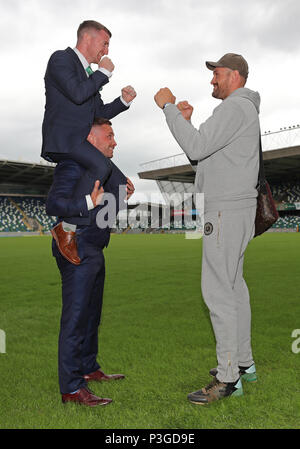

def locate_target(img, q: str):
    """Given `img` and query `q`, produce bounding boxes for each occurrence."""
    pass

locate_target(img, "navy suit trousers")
[55,236,105,394]
[49,139,112,225]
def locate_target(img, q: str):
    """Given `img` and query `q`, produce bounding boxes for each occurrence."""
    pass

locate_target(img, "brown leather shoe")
[51,222,81,265]
[83,369,125,382]
[62,387,112,407]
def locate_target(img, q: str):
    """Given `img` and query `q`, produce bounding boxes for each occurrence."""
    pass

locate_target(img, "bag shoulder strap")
[258,131,266,185]
[241,96,265,187]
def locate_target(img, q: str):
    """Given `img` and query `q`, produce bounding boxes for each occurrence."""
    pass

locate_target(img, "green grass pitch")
[0,233,299,429]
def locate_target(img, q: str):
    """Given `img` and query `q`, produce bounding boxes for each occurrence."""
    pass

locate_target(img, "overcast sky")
[1,0,299,201]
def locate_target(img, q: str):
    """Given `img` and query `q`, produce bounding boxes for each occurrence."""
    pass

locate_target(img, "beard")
[212,85,225,100]
[212,84,229,100]
[212,84,222,99]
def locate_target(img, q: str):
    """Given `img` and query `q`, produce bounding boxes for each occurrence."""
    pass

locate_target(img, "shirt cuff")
[98,67,112,78]
[120,96,132,107]
[86,194,95,210]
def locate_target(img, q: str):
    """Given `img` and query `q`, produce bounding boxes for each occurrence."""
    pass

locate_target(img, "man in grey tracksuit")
[154,53,259,404]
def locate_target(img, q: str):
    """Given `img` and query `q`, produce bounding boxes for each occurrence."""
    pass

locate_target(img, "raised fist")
[177,101,194,120]
[99,57,115,73]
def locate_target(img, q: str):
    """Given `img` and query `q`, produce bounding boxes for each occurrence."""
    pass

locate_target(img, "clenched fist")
[98,57,115,73]
[121,85,137,104]
[154,87,176,109]
[176,101,194,120]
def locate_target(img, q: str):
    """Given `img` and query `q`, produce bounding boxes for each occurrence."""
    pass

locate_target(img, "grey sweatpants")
[201,206,256,383]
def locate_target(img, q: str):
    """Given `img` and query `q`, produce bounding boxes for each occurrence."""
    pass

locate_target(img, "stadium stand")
[0,196,28,232]
[272,215,300,229]
[0,159,56,234]
[2,190,297,233]
[271,182,300,203]
[138,128,300,233]
[1,128,300,235]
[0,195,56,233]
[12,196,56,232]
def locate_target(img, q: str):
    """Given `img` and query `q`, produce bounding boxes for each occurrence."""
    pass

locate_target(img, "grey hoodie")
[164,87,260,211]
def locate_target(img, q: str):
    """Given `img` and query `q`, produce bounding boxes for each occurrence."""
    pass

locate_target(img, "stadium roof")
[0,159,55,194]
[138,145,300,184]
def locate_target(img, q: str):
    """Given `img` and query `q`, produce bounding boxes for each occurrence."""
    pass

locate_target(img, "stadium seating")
[0,197,28,232]
[12,196,56,232]
[272,215,300,229]
[0,194,299,233]
[0,196,56,233]
[271,182,300,203]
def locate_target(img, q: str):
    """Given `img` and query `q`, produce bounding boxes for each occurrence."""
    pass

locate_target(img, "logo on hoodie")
[204,222,213,235]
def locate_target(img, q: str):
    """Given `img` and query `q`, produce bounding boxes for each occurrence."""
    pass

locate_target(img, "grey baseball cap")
[206,53,249,79]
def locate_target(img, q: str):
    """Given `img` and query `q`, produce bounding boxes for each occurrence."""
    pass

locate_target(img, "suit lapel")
[65,47,87,79]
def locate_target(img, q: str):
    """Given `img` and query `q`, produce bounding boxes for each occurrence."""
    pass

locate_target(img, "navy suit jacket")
[41,47,129,162]
[46,159,127,251]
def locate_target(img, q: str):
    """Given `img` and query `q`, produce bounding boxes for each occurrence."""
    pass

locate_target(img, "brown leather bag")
[254,135,279,237]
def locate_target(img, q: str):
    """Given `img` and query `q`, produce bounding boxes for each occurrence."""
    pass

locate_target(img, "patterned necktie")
[86,66,102,91]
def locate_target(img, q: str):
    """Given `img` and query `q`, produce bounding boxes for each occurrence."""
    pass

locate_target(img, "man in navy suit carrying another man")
[46,117,135,407]
[41,20,136,265]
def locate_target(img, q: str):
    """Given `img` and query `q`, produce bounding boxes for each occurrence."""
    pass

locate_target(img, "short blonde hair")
[77,20,112,41]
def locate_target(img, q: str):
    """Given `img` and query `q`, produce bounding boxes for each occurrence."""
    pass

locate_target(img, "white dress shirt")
[73,47,132,107]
